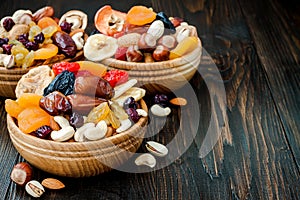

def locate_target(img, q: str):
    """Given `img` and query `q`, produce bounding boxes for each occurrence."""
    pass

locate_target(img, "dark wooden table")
[1,0,300,199]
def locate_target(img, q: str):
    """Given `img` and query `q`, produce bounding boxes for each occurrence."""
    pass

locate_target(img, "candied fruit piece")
[86,102,110,124]
[126,6,156,26]
[169,36,198,59]
[28,25,42,41]
[17,93,43,108]
[42,25,58,38]
[76,61,107,77]
[18,106,51,134]
[106,110,120,129]
[22,50,35,69]
[34,43,58,60]
[5,99,23,118]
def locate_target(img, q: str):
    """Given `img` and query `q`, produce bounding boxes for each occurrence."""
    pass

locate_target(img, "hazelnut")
[126,45,143,62]
[138,33,156,52]
[10,162,33,187]
[152,45,170,61]
[158,35,177,49]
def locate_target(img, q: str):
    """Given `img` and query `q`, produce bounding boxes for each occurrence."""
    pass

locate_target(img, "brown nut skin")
[158,35,177,49]
[32,6,54,22]
[138,33,156,52]
[126,45,143,62]
[152,45,170,61]
[10,162,33,187]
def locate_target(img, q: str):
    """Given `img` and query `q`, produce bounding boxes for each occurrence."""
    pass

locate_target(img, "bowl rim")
[7,99,148,148]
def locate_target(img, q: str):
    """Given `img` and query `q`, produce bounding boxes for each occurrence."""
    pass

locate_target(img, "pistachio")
[41,178,65,190]
[150,104,171,117]
[147,20,164,40]
[135,153,156,168]
[146,141,168,157]
[113,79,138,99]
[25,180,45,198]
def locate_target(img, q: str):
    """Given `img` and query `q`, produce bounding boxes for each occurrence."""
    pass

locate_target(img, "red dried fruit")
[52,61,80,75]
[115,47,128,61]
[103,70,129,88]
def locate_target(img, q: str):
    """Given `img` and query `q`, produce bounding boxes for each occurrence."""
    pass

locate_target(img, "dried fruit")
[39,91,72,116]
[86,102,110,124]
[42,25,58,38]
[127,6,156,26]
[17,93,42,108]
[5,99,23,118]
[156,12,175,33]
[126,45,143,62]
[169,36,198,59]
[169,97,187,106]
[34,32,45,44]
[52,31,77,58]
[152,45,169,61]
[76,61,107,77]
[41,178,65,190]
[3,18,15,32]
[10,162,33,187]
[103,69,129,88]
[34,43,58,60]
[59,10,88,31]
[52,61,80,75]
[123,96,138,110]
[69,112,84,128]
[153,94,169,107]
[60,21,72,33]
[126,108,140,123]
[34,125,52,139]
[114,46,128,61]
[138,33,156,52]
[37,16,59,30]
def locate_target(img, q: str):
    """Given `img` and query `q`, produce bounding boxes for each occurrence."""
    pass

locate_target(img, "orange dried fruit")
[5,99,23,118]
[76,61,107,77]
[37,17,59,30]
[126,6,156,26]
[169,36,199,59]
[17,93,43,108]
[34,43,58,60]
[18,106,51,134]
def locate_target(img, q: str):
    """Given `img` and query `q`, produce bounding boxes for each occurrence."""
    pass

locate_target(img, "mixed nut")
[83,5,199,62]
[0,6,87,69]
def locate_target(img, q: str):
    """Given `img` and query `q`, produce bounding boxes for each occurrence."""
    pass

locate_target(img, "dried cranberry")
[17,34,29,45]
[34,32,45,44]
[60,21,72,33]
[153,94,169,107]
[25,41,39,51]
[69,112,84,128]
[2,44,13,54]
[123,97,138,110]
[35,125,52,139]
[3,18,15,32]
[126,108,140,123]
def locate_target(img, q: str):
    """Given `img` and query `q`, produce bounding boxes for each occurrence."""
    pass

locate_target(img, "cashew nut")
[51,126,75,142]
[18,14,32,25]
[84,120,107,141]
[74,123,94,142]
[12,10,32,24]
[0,54,15,68]
[150,104,171,117]
[136,109,148,117]
[53,116,70,128]
[116,119,132,133]
[59,10,88,31]
[71,32,84,50]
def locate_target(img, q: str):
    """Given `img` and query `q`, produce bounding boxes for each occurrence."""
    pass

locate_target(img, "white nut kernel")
[72,32,84,50]
[25,180,45,198]
[147,20,164,40]
[146,141,168,157]
[176,28,190,43]
[136,109,148,117]
[74,123,94,142]
[150,104,171,117]
[84,120,107,141]
[113,79,138,99]
[53,116,70,128]
[51,126,75,142]
[116,119,132,133]
[135,153,156,168]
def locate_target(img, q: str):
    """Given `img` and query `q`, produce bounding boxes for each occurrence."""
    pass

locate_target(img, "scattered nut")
[10,162,33,187]
[41,178,65,190]
[71,31,84,50]
[12,9,32,24]
[74,123,94,142]
[152,45,170,61]
[150,104,171,117]
[25,180,45,198]
[169,97,187,106]
[146,141,168,157]
[158,35,177,49]
[126,45,143,62]
[147,20,164,40]
[32,6,54,22]
[53,116,70,129]
[59,10,88,31]
[136,109,148,117]
[138,33,156,52]
[135,153,156,168]
[18,14,32,25]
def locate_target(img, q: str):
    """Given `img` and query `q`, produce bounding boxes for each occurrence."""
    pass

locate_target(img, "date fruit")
[40,91,72,116]
[52,31,77,57]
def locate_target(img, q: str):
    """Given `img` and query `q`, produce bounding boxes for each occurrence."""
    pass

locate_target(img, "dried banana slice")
[15,65,55,98]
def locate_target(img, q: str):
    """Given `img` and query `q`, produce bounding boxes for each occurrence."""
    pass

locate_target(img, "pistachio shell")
[146,141,168,157]
[135,153,156,168]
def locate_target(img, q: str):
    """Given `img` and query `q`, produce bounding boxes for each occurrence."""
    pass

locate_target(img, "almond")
[41,178,65,190]
[169,97,187,106]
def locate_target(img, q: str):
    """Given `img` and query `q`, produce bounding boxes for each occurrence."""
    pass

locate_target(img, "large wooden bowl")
[7,100,148,177]
[0,51,84,99]
[101,38,202,93]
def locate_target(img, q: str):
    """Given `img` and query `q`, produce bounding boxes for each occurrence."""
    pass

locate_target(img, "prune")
[60,21,72,33]
[43,70,75,96]
[69,112,84,128]
[123,97,138,110]
[52,31,77,58]
[74,75,114,99]
[2,44,12,54]
[126,108,140,123]
[3,18,15,32]
[67,94,107,115]
[34,125,52,139]
[40,91,72,115]
[17,34,29,45]
[34,32,45,44]
[0,37,9,47]
[25,41,39,51]
[156,12,175,33]
[153,94,169,107]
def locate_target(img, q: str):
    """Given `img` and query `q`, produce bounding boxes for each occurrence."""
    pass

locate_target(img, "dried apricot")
[34,43,58,60]
[126,6,156,26]
[76,61,107,77]
[37,17,59,30]
[17,93,43,108]
[5,99,23,118]
[18,106,51,134]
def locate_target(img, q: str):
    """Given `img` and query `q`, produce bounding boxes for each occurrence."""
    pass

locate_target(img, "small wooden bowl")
[0,51,84,99]
[101,38,202,93]
[7,100,148,177]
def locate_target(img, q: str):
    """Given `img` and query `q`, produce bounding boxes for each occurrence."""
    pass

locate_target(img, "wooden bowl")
[0,51,84,99]
[7,100,148,177]
[101,38,202,93]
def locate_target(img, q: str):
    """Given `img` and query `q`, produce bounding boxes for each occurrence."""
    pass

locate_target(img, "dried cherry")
[52,31,77,57]
[43,70,75,96]
[34,125,52,139]
[123,97,138,110]
[40,91,72,116]
[126,108,140,123]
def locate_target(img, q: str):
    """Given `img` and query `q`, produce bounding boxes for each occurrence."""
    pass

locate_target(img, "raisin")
[25,41,39,51]
[34,125,52,139]
[43,70,75,96]
[40,91,72,115]
[123,97,138,110]
[34,32,45,44]
[3,18,15,32]
[153,94,169,107]
[60,21,72,33]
